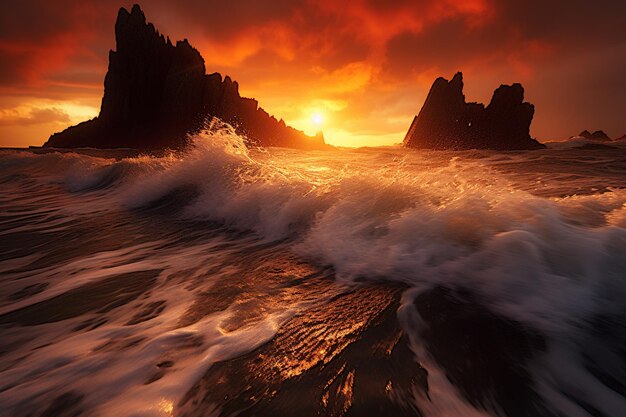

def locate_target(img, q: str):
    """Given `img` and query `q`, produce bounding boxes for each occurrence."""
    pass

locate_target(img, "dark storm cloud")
[493,0,626,44]
[148,0,299,39]
[385,17,509,76]
[383,0,626,76]
[0,0,113,87]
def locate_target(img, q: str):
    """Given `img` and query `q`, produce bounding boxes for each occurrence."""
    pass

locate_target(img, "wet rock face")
[178,283,427,417]
[403,72,545,150]
[44,5,325,150]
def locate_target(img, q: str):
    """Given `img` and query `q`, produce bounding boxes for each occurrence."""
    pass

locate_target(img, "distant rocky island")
[571,130,625,141]
[44,5,326,150]
[403,72,545,150]
[575,130,611,141]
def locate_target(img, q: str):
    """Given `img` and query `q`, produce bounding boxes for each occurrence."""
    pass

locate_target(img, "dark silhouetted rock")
[590,130,610,140]
[575,130,612,141]
[44,5,326,150]
[403,72,545,150]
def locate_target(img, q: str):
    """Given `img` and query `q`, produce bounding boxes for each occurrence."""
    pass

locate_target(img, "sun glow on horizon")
[0,99,100,147]
[286,107,331,140]
[311,112,324,126]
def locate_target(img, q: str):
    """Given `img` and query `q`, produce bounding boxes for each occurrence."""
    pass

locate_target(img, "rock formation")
[403,72,545,150]
[44,5,326,150]
[574,130,612,141]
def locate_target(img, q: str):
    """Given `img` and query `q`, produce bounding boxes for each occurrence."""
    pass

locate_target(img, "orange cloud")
[0,107,70,126]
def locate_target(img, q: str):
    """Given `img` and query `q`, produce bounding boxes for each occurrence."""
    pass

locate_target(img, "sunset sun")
[311,112,324,127]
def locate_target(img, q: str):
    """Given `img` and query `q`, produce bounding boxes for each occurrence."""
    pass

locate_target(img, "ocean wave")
[2,128,626,416]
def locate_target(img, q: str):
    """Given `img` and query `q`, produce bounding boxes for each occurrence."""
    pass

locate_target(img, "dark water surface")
[1,134,626,416]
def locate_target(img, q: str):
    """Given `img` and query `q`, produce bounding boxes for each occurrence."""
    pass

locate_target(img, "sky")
[0,0,625,148]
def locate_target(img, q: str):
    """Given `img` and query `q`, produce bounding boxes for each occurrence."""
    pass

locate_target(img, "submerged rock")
[403,72,545,150]
[44,5,326,150]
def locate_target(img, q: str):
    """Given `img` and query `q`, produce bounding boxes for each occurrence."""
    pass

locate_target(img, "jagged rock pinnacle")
[403,73,544,150]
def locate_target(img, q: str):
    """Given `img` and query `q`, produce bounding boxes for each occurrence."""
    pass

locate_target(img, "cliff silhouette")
[44,5,326,150]
[403,73,545,150]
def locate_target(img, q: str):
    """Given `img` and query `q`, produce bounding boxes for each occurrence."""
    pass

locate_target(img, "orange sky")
[1,0,625,148]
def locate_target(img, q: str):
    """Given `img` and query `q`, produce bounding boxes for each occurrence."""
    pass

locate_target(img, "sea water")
[1,128,625,417]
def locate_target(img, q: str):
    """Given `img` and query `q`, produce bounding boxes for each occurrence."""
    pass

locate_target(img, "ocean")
[1,127,625,417]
